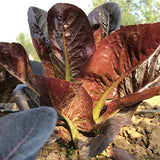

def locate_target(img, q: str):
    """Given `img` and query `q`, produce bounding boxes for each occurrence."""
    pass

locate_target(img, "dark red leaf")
[48,3,95,81]
[34,75,53,106]
[0,42,36,90]
[97,45,160,123]
[54,125,71,144]
[45,77,95,132]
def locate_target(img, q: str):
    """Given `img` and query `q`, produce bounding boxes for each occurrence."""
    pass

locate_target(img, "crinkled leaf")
[97,45,160,123]
[45,77,95,133]
[118,45,160,96]
[76,22,160,121]
[0,42,36,90]
[47,3,95,81]
[78,108,136,158]
[109,148,138,160]
[0,107,57,160]
[13,84,40,110]
[88,2,121,37]
[28,7,55,78]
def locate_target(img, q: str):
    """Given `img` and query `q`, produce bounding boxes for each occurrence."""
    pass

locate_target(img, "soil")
[37,96,160,160]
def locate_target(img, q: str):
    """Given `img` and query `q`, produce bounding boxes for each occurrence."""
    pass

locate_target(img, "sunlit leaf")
[97,45,160,124]
[0,107,57,160]
[76,22,160,121]
[45,77,95,133]
[48,3,95,81]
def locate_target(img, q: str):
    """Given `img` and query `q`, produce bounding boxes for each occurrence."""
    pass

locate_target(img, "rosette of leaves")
[0,2,160,159]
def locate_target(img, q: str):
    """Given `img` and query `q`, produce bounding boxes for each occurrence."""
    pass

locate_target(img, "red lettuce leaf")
[97,45,160,123]
[54,125,71,144]
[0,42,36,90]
[45,77,95,132]
[34,75,53,106]
[76,22,160,121]
[47,3,95,81]
[118,45,160,96]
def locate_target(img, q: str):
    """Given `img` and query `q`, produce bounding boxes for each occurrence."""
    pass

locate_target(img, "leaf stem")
[62,32,71,81]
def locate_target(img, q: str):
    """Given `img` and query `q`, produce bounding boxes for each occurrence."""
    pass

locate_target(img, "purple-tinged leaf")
[28,7,55,78]
[13,84,40,110]
[46,77,95,132]
[47,3,95,81]
[0,107,57,160]
[109,148,139,160]
[78,108,136,158]
[0,42,36,90]
[30,60,44,76]
[76,22,160,121]
[88,2,121,37]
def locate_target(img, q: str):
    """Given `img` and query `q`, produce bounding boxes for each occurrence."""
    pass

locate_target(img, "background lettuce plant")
[0,2,160,159]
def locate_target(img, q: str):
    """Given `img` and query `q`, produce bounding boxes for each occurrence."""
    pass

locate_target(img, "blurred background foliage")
[16,32,40,61]
[16,0,160,61]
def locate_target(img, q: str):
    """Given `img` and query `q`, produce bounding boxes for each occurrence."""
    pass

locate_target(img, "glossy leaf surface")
[48,3,95,81]
[0,107,57,160]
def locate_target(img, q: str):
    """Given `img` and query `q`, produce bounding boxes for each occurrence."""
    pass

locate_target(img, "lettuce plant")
[0,2,160,159]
